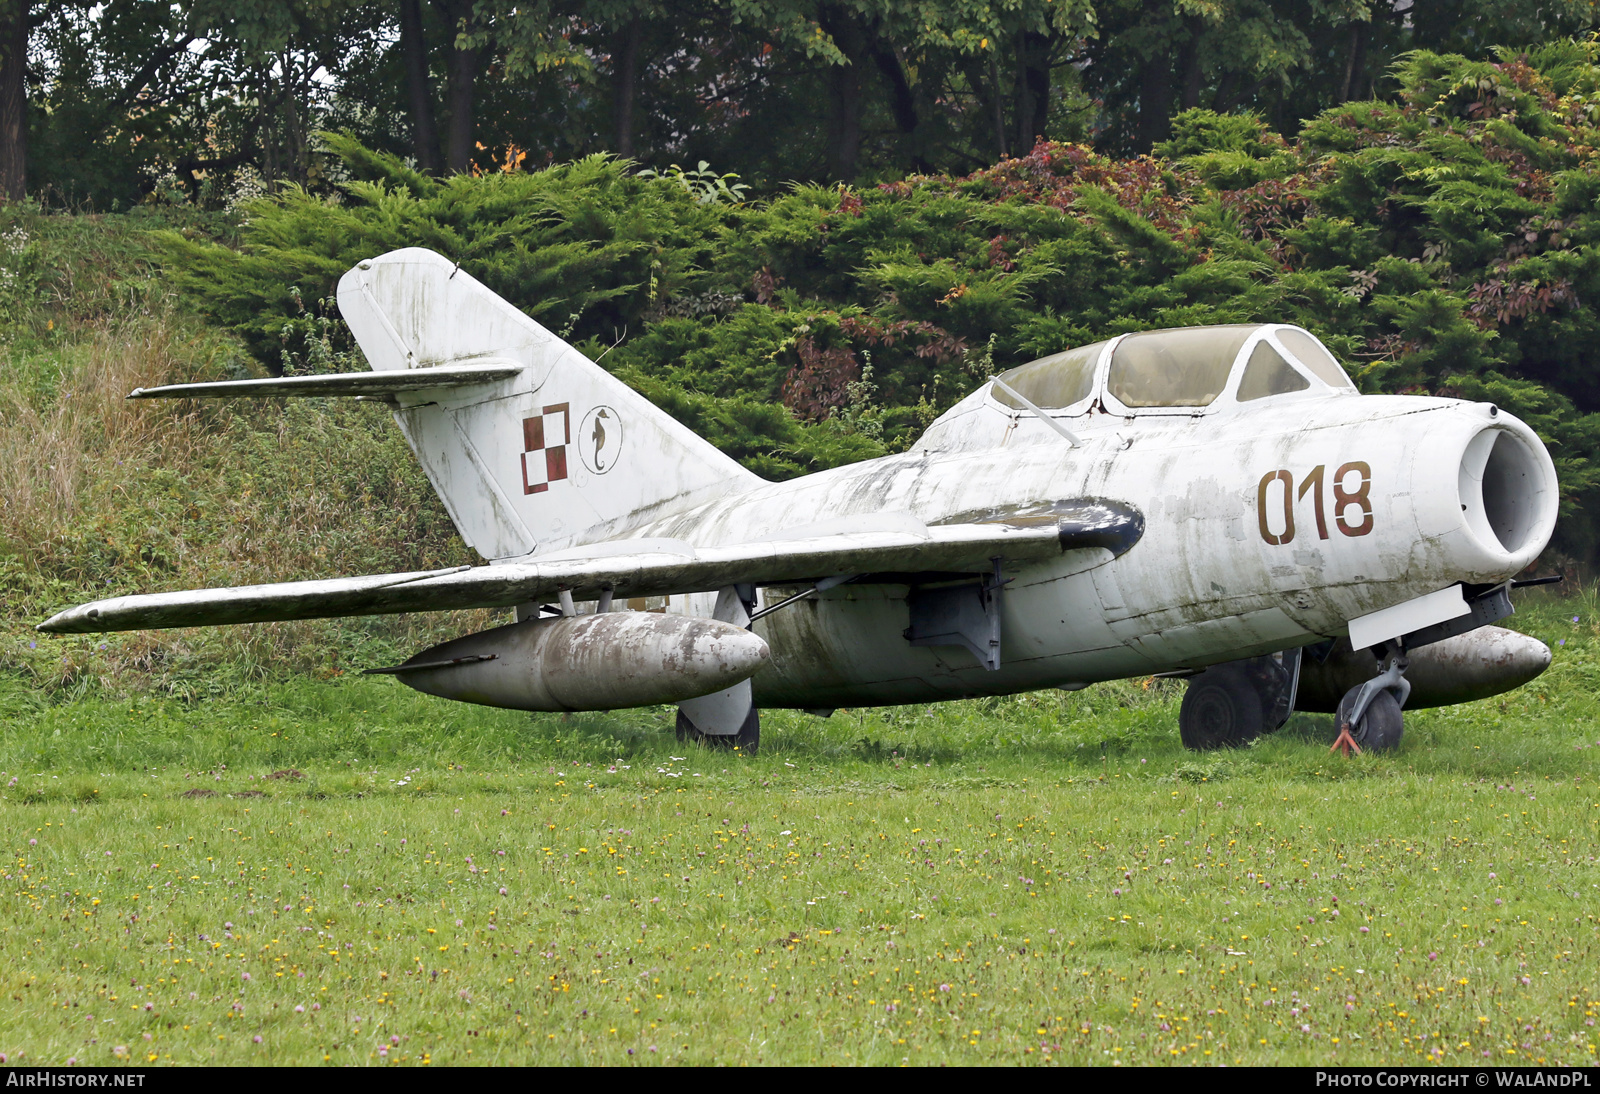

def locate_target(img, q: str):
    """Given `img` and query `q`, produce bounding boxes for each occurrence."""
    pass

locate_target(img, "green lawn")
[1,591,1598,1065]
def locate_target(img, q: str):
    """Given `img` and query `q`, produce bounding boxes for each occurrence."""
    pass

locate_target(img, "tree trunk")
[258,64,279,187]
[0,0,27,201]
[990,54,1007,159]
[1211,70,1237,113]
[817,4,869,181]
[958,56,1002,161]
[1341,18,1369,102]
[432,0,484,174]
[1135,49,1174,151]
[1178,15,1204,110]
[866,38,927,163]
[1013,30,1053,153]
[826,60,862,180]
[443,40,483,173]
[400,0,440,172]
[868,43,915,134]
[611,15,642,158]
[283,53,306,184]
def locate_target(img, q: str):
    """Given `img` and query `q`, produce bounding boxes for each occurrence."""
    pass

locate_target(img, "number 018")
[1258,462,1372,545]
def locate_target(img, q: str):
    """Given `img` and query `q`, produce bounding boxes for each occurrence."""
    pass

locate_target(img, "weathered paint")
[391,612,770,712]
[639,390,1553,706]
[1296,626,1552,711]
[128,361,523,400]
[338,249,761,558]
[37,249,1561,717]
[35,521,1082,631]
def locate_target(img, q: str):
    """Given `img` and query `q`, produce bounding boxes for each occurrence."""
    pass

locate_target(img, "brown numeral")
[1257,469,1295,545]
[1333,461,1373,536]
[1297,463,1328,540]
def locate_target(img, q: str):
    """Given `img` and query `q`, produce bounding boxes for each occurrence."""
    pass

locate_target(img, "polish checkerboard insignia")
[521,403,570,494]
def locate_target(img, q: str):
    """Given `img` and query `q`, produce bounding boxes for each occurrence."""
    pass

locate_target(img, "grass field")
[1,591,1598,1066]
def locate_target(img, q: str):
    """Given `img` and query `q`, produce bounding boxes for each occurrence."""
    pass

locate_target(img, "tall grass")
[0,320,206,557]
[0,206,495,699]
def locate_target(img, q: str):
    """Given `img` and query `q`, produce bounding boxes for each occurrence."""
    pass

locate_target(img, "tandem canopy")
[990,324,1357,413]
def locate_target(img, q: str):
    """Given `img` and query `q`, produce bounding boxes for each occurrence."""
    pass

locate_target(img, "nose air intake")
[1457,423,1554,559]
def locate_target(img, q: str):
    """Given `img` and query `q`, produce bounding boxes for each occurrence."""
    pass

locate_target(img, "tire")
[675,706,760,755]
[1335,686,1404,752]
[1179,667,1265,751]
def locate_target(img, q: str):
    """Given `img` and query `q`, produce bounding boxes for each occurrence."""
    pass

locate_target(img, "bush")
[168,41,1600,561]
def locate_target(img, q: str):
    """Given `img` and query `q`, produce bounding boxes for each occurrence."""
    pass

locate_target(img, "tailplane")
[337,248,760,559]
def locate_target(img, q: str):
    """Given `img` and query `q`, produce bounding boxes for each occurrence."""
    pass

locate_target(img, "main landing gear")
[1179,642,1409,752]
[1178,650,1300,750]
[675,583,762,754]
[676,706,761,754]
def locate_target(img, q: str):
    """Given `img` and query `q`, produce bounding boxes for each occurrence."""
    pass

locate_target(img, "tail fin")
[337,248,760,560]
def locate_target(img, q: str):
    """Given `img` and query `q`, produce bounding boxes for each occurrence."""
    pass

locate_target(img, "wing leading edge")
[37,503,1142,634]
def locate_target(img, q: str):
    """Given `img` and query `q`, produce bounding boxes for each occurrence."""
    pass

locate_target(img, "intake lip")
[1456,419,1558,569]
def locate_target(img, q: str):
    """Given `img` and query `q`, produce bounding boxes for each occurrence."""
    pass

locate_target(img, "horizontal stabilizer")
[128,361,523,400]
[36,518,1112,633]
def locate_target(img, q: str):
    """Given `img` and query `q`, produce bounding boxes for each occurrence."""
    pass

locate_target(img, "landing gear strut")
[1178,650,1300,751]
[1332,643,1408,753]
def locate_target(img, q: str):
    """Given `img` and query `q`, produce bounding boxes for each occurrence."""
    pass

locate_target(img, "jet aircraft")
[39,248,1559,753]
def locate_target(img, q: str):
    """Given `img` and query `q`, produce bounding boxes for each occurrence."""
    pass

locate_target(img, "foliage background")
[171,42,1600,557]
[4,43,1600,696]
[20,0,1600,205]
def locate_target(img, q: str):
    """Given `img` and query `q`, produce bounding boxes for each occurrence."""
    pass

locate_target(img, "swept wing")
[37,509,1141,634]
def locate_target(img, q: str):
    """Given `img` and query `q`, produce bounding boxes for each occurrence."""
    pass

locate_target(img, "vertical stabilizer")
[337,248,761,560]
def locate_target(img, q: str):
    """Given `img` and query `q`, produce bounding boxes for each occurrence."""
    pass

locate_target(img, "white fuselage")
[621,390,1554,708]
[47,256,1558,721]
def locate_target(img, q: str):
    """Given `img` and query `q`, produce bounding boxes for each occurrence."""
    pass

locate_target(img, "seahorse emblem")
[578,405,621,475]
[591,408,610,471]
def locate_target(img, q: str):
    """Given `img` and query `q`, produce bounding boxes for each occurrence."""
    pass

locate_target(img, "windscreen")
[992,341,1107,410]
[1237,339,1311,401]
[1107,326,1258,408]
[1277,328,1356,390]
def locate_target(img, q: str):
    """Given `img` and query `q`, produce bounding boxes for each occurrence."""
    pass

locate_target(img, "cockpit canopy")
[991,324,1355,414]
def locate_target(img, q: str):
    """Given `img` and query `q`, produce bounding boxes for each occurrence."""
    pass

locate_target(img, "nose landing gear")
[1332,644,1409,753]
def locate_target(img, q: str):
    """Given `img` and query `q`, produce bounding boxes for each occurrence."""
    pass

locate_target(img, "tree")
[0,0,29,199]
[1081,0,1318,151]
[398,0,440,172]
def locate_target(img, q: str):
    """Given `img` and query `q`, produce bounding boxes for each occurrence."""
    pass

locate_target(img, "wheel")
[1335,686,1403,752]
[675,706,760,755]
[1178,667,1264,750]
